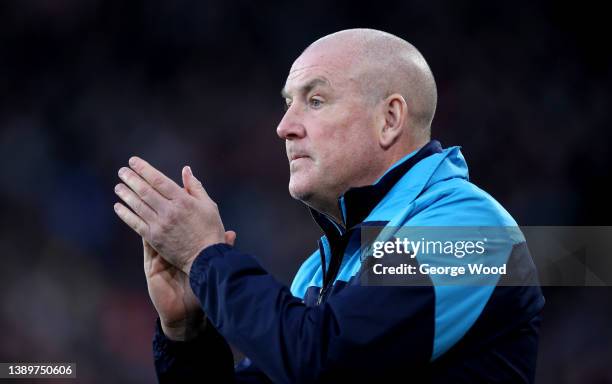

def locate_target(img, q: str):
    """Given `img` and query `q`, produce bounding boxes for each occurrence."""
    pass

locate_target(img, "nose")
[276,106,306,140]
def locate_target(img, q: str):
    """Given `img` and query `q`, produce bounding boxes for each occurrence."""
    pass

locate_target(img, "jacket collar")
[309,140,443,238]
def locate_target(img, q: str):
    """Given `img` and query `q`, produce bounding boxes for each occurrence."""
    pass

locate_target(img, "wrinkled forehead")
[283,44,362,95]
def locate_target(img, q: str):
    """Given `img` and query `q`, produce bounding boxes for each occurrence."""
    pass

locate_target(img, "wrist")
[182,247,204,275]
[182,256,197,276]
[161,313,207,342]
[183,239,224,275]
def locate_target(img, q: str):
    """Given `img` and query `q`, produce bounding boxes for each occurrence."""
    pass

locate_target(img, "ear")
[378,93,407,149]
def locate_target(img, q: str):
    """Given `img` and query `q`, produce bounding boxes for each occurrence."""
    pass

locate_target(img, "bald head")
[278,29,438,220]
[300,28,437,139]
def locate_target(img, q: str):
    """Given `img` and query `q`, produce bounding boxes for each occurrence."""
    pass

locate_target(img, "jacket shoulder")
[410,177,518,227]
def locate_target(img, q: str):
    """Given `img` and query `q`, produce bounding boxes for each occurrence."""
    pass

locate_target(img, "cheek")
[335,112,376,152]
[315,115,374,175]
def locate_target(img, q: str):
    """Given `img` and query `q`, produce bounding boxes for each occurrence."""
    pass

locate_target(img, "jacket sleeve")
[188,243,436,384]
[152,317,235,383]
[153,317,275,383]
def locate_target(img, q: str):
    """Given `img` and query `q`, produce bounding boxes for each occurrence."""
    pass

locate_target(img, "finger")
[143,238,152,272]
[182,166,210,200]
[224,230,237,246]
[118,167,168,211]
[143,238,156,258]
[114,202,149,237]
[143,238,154,251]
[128,156,183,199]
[115,182,157,222]
[143,238,159,273]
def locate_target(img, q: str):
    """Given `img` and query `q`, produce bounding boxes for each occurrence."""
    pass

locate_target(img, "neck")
[309,140,429,225]
[382,139,427,174]
[306,197,343,225]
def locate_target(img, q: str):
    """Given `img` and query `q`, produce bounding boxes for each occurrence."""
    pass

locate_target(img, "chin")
[288,178,315,203]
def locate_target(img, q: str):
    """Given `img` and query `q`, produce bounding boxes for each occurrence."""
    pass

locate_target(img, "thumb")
[182,166,209,199]
[224,230,237,246]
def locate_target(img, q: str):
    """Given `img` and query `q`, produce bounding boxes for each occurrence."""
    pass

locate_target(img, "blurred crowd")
[0,1,610,382]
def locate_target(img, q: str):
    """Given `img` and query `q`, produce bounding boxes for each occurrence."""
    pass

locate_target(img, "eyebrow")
[281,77,331,99]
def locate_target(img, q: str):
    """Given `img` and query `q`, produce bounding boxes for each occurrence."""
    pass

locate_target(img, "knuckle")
[124,171,134,183]
[148,224,161,243]
[137,185,148,199]
[157,219,169,232]
[135,199,146,215]
[178,196,192,209]
[164,209,177,226]
[138,222,148,237]
[151,176,164,189]
[132,162,143,173]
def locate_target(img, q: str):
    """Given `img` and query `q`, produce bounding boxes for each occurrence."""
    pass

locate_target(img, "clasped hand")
[113,156,226,274]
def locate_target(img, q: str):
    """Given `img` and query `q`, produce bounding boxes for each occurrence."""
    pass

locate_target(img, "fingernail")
[129,157,137,167]
[113,203,120,211]
[186,166,192,175]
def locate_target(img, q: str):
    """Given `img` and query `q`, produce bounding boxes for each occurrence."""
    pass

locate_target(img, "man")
[114,29,544,383]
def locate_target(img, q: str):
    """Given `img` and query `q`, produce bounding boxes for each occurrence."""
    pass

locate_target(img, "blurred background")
[0,0,610,382]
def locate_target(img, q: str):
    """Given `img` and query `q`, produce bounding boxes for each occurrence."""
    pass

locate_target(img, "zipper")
[318,239,326,286]
[321,211,345,235]
[317,238,329,305]
[316,230,352,306]
[316,199,349,306]
[317,285,329,306]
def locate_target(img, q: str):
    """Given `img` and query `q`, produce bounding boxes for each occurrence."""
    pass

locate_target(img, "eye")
[309,97,323,109]
[284,100,292,111]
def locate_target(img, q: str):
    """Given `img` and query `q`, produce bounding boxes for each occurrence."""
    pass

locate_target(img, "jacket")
[153,140,545,383]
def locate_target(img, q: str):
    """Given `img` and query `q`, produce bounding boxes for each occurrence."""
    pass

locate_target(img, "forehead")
[282,46,359,97]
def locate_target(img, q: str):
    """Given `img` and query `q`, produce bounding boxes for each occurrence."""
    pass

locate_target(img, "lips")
[288,151,310,161]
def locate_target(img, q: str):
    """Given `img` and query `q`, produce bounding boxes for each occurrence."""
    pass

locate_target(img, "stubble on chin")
[288,176,313,203]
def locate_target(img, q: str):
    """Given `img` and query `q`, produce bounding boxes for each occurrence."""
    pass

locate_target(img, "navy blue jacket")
[153,140,545,383]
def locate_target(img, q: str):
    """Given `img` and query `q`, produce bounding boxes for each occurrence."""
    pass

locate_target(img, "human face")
[277,48,380,212]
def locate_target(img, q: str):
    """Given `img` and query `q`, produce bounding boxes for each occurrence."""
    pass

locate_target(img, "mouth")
[289,154,310,161]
